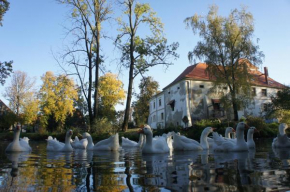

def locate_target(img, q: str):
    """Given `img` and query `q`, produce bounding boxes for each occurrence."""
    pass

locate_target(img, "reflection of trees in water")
[2,140,290,191]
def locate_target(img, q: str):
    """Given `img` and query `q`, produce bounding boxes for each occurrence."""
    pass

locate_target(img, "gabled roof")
[163,62,284,90]
[0,99,12,114]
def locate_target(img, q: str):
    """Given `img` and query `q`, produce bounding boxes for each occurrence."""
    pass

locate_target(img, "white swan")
[213,122,249,152]
[272,123,290,148]
[122,134,144,148]
[246,126,256,149]
[200,127,216,150]
[83,132,120,151]
[47,130,73,152]
[212,127,236,146]
[6,125,32,152]
[140,125,170,154]
[71,136,88,149]
[172,132,202,151]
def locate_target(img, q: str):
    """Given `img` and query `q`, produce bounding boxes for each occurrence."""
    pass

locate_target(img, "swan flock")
[5,122,289,155]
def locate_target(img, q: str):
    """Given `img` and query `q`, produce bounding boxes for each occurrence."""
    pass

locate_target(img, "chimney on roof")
[264,67,268,84]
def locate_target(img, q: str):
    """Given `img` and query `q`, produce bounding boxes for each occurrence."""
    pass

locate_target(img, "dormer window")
[199,85,204,88]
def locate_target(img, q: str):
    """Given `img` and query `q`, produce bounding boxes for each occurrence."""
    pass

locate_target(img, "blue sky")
[1,0,290,110]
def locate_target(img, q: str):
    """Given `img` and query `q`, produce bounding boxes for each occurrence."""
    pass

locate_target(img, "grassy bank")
[0,128,141,143]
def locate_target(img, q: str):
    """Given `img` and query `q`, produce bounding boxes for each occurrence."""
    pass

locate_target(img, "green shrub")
[90,118,118,135]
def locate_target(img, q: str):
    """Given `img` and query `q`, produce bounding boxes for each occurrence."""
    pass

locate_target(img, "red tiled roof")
[163,63,284,90]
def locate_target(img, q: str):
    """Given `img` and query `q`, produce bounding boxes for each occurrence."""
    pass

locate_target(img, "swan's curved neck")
[65,134,71,145]
[200,131,209,149]
[225,129,231,139]
[236,128,245,144]
[87,136,94,147]
[145,132,153,146]
[247,131,253,141]
[279,125,287,135]
[13,131,20,143]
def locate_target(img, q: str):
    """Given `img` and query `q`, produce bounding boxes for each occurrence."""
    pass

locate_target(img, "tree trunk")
[122,1,134,132]
[122,65,134,132]
[93,4,101,123]
[231,92,239,121]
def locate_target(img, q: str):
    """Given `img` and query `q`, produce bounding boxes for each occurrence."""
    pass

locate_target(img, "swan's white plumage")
[71,136,88,149]
[200,127,216,150]
[46,130,73,152]
[122,134,144,148]
[173,132,202,151]
[140,125,170,154]
[272,123,290,148]
[246,127,256,149]
[93,133,120,151]
[6,125,32,152]
[213,122,248,152]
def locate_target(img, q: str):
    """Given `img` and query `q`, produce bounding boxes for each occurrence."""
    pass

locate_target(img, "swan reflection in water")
[6,151,30,177]
[213,150,256,187]
[272,147,290,167]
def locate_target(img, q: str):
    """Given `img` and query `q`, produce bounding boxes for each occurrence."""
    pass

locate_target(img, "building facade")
[148,62,284,129]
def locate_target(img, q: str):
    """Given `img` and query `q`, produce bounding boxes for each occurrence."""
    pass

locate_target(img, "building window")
[223,87,227,90]
[153,102,155,109]
[199,85,204,88]
[168,91,170,94]
[252,88,256,96]
[161,113,164,120]
[212,99,221,110]
[167,100,175,111]
[159,99,161,106]
[263,103,269,112]
[262,89,267,97]
[177,122,179,126]
[177,87,180,90]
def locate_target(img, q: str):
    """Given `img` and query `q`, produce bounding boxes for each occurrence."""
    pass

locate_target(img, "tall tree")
[116,0,179,131]
[0,0,9,26]
[39,71,78,131]
[22,96,39,129]
[58,0,112,128]
[268,86,290,124]
[133,76,159,125]
[98,73,126,120]
[0,61,12,85]
[4,71,36,118]
[0,1,13,85]
[184,5,264,121]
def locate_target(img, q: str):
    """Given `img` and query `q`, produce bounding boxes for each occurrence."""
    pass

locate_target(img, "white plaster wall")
[164,82,187,127]
[150,80,281,128]
[148,93,165,129]
[242,86,278,117]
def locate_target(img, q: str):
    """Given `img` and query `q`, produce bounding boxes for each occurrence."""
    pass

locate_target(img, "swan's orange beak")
[212,127,216,131]
[138,128,144,134]
[16,126,20,131]
[232,128,236,132]
[69,130,72,135]
[245,124,250,129]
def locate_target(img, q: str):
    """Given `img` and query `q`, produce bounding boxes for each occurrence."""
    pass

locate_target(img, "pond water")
[0,139,290,192]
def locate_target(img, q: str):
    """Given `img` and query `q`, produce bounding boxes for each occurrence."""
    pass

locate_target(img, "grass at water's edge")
[0,128,141,143]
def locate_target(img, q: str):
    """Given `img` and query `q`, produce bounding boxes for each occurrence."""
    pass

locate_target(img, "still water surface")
[0,139,290,191]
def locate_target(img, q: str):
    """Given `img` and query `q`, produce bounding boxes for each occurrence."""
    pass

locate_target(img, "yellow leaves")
[99,73,126,109]
[39,72,78,127]
[134,3,150,17]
